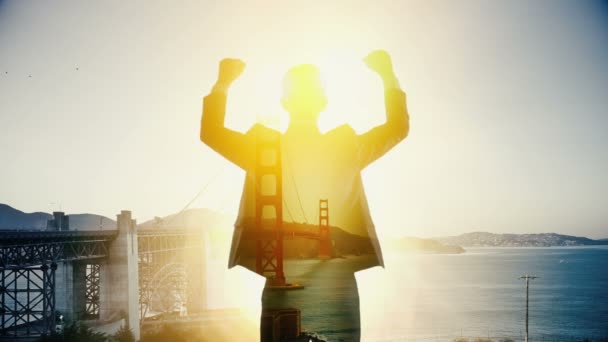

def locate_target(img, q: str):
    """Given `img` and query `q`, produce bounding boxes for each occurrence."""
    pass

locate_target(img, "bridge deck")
[0,228,206,269]
[241,229,322,240]
[0,230,118,244]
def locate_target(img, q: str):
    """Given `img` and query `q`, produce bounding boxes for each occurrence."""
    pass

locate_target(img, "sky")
[1,0,607,239]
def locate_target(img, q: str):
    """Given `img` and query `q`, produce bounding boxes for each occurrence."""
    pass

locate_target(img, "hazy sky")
[1,0,607,239]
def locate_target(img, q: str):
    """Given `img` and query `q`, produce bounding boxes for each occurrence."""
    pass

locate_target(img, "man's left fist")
[217,58,246,86]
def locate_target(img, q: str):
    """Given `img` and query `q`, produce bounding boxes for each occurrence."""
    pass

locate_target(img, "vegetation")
[36,323,135,342]
[113,325,136,342]
[37,320,255,341]
[36,323,107,342]
[454,338,514,342]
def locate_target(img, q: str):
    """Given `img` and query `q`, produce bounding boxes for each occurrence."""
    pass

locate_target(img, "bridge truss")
[0,264,56,338]
[137,229,204,322]
[0,231,116,270]
[0,231,115,338]
[0,226,206,338]
[84,263,101,318]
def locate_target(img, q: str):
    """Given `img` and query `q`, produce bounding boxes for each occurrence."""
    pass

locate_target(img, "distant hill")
[137,211,380,259]
[1,203,465,256]
[139,212,465,257]
[0,203,51,230]
[0,204,233,233]
[0,203,115,231]
[68,213,116,231]
[436,232,608,247]
[386,237,465,254]
[138,208,234,231]
[228,219,378,259]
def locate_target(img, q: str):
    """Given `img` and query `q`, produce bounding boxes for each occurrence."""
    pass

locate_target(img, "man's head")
[281,64,327,123]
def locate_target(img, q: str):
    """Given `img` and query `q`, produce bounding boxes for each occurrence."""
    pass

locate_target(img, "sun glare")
[227,47,386,134]
[317,48,386,133]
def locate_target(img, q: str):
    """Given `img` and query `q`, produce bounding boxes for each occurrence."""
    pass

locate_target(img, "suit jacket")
[201,88,409,273]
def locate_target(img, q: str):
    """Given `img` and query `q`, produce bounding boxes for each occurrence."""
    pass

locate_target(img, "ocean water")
[4,247,607,341]
[276,247,608,341]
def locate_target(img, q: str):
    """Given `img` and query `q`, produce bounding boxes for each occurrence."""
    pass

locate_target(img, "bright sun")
[226,47,386,134]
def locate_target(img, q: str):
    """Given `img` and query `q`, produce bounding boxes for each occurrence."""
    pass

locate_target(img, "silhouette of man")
[201,50,409,341]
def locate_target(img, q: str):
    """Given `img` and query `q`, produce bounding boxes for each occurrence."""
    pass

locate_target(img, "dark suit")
[201,87,409,341]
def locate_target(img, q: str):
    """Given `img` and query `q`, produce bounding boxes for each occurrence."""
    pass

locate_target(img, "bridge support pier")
[99,210,140,340]
[55,261,87,322]
[186,231,207,314]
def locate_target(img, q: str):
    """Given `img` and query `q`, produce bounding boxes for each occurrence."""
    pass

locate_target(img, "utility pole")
[519,274,538,342]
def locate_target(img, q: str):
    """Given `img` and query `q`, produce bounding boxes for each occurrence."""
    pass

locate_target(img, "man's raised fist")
[217,58,246,86]
[364,50,394,78]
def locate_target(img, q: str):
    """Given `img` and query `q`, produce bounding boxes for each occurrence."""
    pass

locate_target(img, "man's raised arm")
[200,58,253,171]
[357,50,410,169]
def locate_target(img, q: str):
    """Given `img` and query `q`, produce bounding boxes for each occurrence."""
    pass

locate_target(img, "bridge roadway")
[0,225,315,278]
[0,229,203,270]
[0,230,117,270]
[241,228,323,241]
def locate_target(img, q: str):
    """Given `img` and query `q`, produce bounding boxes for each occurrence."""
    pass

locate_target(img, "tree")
[112,325,136,342]
[36,323,108,342]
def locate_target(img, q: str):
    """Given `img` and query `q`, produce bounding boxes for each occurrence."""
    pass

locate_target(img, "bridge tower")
[99,211,140,340]
[255,132,286,287]
[318,199,331,259]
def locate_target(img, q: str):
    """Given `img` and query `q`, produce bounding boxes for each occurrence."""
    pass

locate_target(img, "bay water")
[272,247,608,341]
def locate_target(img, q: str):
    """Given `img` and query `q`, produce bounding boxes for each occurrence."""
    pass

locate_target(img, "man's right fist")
[217,58,246,86]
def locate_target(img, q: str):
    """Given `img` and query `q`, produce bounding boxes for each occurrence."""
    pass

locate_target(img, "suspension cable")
[282,197,296,223]
[283,149,308,224]
[165,165,226,227]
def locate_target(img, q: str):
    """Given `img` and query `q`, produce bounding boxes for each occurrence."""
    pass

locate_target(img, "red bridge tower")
[318,199,332,259]
[254,133,286,286]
